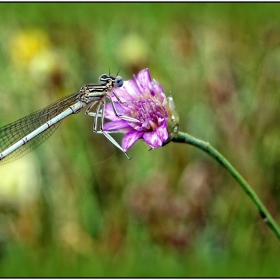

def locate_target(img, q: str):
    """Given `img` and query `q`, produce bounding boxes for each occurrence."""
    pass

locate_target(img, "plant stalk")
[172,131,280,241]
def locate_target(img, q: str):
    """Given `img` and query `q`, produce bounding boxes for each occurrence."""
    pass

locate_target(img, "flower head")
[103,68,179,152]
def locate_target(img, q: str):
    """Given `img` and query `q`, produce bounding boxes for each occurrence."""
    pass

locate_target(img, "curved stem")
[172,131,280,241]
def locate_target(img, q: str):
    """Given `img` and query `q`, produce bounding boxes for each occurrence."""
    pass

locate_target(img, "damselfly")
[0,73,130,164]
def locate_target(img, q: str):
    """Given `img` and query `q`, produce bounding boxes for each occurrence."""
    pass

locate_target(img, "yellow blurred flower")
[117,34,149,67]
[0,155,39,205]
[10,29,51,67]
[9,28,61,84]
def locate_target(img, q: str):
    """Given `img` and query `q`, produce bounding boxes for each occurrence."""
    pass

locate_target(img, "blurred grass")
[0,2,280,277]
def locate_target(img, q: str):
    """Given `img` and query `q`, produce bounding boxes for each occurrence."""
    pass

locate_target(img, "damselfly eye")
[114,76,123,87]
[99,74,110,84]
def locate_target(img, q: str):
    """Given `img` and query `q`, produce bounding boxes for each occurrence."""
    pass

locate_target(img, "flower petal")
[150,83,163,96]
[121,130,144,151]
[155,122,169,143]
[112,82,136,101]
[123,80,143,98]
[143,131,163,148]
[105,102,127,121]
[103,120,131,131]
[142,122,168,149]
[136,68,152,88]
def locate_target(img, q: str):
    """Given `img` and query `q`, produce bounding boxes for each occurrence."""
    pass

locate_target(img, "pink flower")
[103,69,179,152]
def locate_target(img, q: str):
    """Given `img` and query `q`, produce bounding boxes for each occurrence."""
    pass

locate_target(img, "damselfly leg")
[85,95,132,160]
[110,92,140,123]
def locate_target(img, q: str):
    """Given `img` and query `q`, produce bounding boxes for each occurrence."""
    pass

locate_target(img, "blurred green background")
[0,3,280,277]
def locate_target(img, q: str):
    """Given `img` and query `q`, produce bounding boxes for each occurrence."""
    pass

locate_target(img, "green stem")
[172,131,280,241]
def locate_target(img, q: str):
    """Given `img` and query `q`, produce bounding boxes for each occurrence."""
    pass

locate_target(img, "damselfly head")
[114,76,124,87]
[99,74,111,85]
[99,74,123,88]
